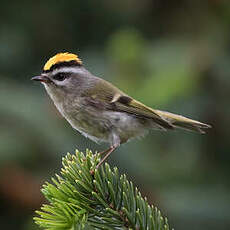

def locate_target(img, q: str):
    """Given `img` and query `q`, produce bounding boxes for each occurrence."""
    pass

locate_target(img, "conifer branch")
[34,149,172,230]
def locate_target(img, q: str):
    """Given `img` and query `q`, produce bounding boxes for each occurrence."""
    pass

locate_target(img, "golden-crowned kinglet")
[32,52,211,168]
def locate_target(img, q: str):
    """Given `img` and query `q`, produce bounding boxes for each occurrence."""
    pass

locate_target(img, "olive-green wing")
[83,78,174,130]
[111,95,174,129]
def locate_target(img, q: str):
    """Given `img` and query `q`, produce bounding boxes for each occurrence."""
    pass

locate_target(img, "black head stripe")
[42,60,82,73]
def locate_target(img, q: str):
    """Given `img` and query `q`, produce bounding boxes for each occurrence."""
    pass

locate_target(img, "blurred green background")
[0,0,229,229]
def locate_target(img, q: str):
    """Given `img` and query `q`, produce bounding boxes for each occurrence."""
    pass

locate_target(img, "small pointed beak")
[31,75,51,83]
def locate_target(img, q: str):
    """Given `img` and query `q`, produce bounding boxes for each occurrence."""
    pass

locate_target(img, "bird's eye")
[53,72,67,81]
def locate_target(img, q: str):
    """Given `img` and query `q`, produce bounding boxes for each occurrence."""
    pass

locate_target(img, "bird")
[32,52,211,168]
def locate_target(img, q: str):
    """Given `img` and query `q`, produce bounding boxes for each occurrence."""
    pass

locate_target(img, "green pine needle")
[34,149,172,230]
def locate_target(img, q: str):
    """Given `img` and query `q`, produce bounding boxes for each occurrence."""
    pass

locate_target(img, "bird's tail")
[155,110,211,134]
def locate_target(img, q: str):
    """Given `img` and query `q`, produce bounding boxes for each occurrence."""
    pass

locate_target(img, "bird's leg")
[94,134,120,170]
[98,147,111,156]
[96,145,118,169]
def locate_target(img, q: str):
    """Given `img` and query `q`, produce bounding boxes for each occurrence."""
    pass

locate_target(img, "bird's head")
[32,52,94,98]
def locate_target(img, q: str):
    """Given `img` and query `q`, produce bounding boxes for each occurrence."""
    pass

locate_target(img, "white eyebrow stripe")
[52,67,83,75]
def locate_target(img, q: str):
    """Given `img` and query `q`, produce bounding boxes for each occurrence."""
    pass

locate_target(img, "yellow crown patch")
[43,52,82,71]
